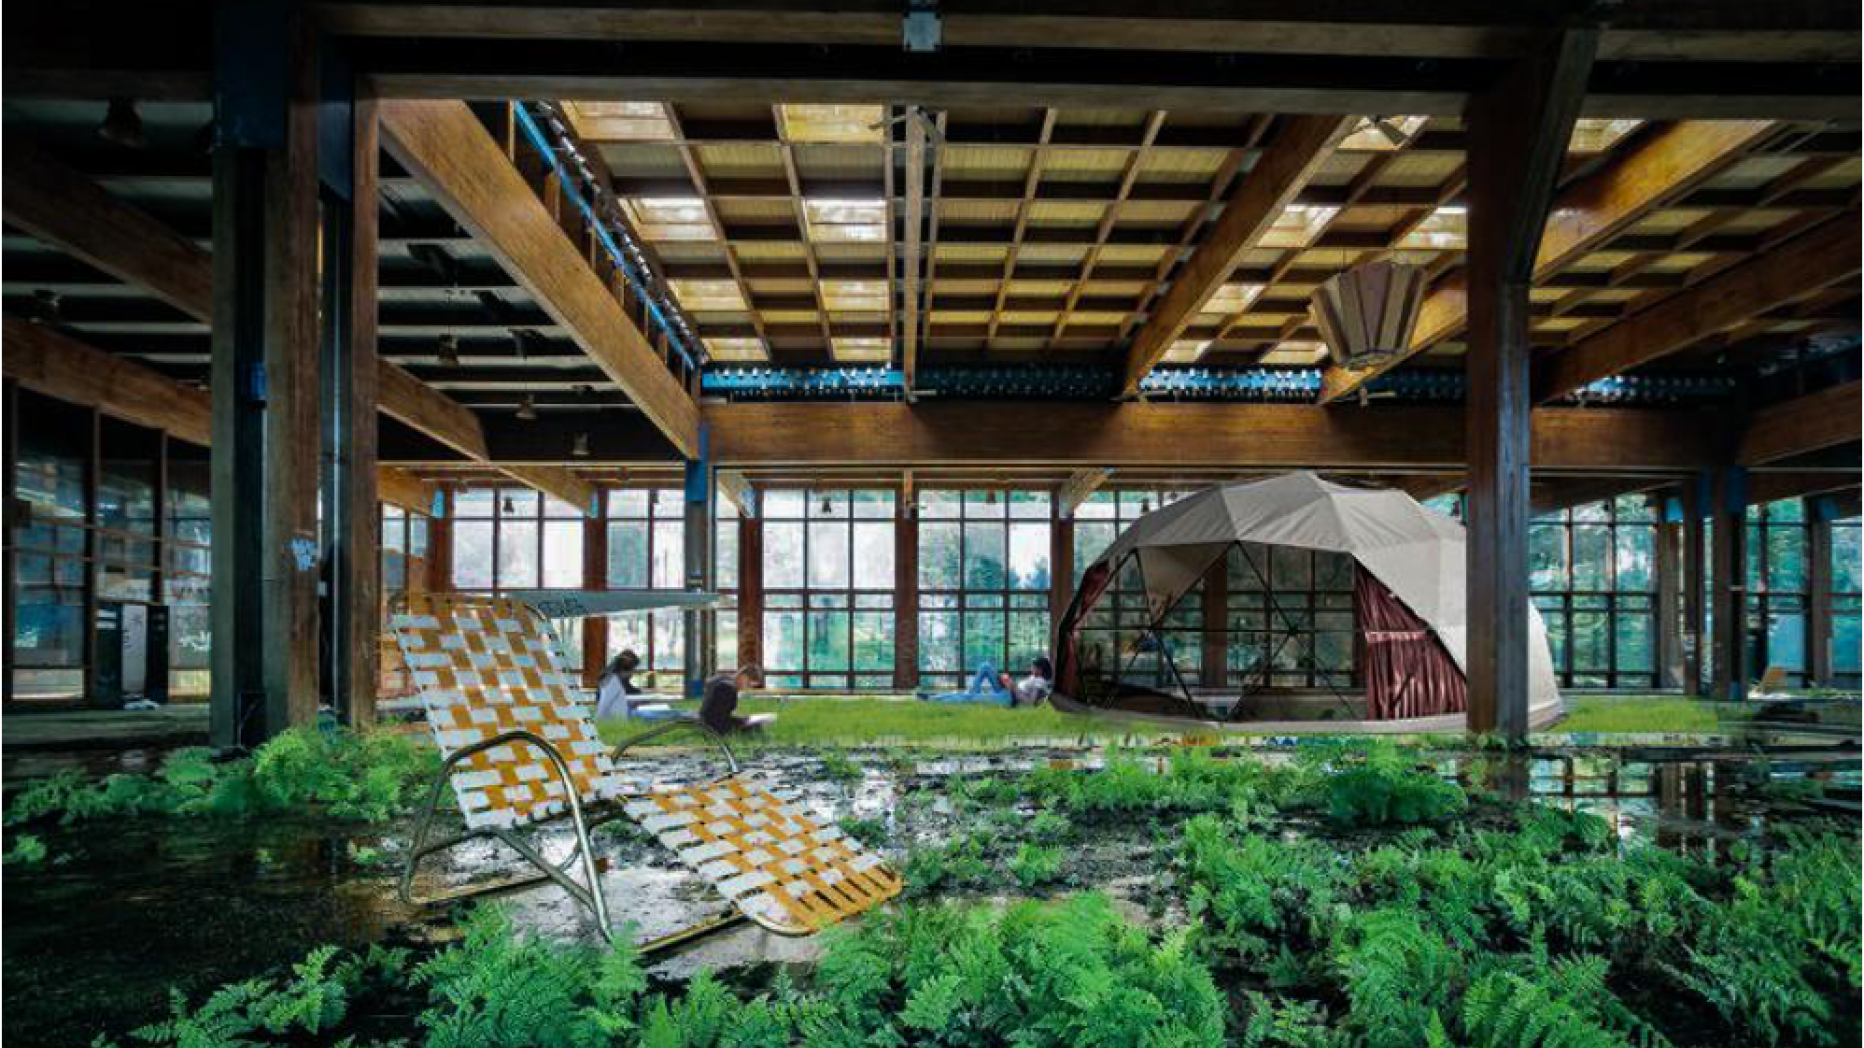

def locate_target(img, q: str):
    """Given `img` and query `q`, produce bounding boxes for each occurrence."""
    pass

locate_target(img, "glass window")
[761,489,896,687]
[917,489,1053,687]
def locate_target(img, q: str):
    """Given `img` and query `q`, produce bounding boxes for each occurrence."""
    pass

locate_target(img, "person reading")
[593,650,643,721]
[700,664,770,734]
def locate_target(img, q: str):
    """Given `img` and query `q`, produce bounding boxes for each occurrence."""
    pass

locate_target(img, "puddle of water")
[3,742,1858,1047]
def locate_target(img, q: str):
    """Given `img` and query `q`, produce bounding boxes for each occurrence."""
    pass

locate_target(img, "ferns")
[1009,842,1065,887]
[1324,743,1468,828]
[1463,956,1672,1048]
[5,728,440,829]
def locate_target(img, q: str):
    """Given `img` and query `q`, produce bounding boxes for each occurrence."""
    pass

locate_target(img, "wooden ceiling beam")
[1737,380,1863,467]
[699,401,1716,472]
[1121,115,1352,393]
[1535,216,1862,402]
[378,100,701,458]
[1319,119,1777,404]
[5,131,603,511]
[3,318,439,514]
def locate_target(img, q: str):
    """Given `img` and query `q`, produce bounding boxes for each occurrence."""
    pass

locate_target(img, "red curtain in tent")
[1056,561,1116,697]
[1355,566,1466,720]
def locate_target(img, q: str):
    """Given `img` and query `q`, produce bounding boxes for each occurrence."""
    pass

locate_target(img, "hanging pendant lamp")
[1308,260,1427,370]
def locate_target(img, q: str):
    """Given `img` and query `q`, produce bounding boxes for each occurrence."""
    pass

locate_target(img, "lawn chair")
[1751,664,1790,698]
[388,593,902,950]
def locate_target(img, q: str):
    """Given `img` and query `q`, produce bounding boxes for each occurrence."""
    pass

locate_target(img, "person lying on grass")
[922,656,1053,708]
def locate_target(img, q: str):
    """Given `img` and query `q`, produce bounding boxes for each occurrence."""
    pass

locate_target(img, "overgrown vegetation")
[107,895,1225,1048]
[5,728,439,830]
[64,734,1864,1047]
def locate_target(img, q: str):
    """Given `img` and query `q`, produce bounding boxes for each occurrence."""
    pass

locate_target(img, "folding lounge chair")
[388,593,902,949]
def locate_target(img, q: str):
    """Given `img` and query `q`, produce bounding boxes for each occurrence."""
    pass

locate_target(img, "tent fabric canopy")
[1062,472,1561,723]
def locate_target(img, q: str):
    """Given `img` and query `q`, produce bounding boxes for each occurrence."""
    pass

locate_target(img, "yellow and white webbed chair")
[388,593,902,949]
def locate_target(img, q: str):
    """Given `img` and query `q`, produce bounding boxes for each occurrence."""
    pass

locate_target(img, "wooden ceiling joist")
[3,318,437,514]
[1319,119,1778,404]
[378,99,701,458]
[2,131,598,512]
[1121,115,1352,393]
[716,470,757,518]
[1535,215,1862,402]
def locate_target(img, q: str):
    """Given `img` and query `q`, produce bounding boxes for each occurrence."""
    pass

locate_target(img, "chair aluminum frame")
[397,708,741,948]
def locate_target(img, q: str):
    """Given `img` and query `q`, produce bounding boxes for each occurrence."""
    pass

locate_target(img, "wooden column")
[1,381,13,707]
[894,512,921,690]
[737,516,763,673]
[1682,478,1707,696]
[1654,493,1686,691]
[331,94,382,727]
[209,5,323,747]
[1200,556,1229,689]
[1050,518,1075,637]
[581,493,609,687]
[1807,501,1833,688]
[427,489,454,592]
[1709,466,1750,702]
[1463,29,1596,739]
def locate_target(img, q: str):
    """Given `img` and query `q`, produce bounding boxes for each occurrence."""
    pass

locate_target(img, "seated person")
[592,649,643,721]
[923,656,1053,708]
[700,664,767,734]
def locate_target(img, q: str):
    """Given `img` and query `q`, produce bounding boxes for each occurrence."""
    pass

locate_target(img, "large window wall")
[451,487,585,591]
[1746,500,1810,685]
[603,488,686,686]
[762,489,895,690]
[917,490,1051,692]
[1529,495,1658,689]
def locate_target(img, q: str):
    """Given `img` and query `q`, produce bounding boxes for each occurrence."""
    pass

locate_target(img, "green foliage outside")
[5,727,440,830]
[4,832,49,865]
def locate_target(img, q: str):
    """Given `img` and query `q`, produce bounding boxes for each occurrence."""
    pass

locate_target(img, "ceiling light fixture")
[501,495,517,515]
[98,98,145,149]
[515,393,538,421]
[1308,260,1427,372]
[572,432,591,458]
[436,333,460,367]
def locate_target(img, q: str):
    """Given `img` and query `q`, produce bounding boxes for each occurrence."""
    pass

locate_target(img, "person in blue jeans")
[922,656,1054,708]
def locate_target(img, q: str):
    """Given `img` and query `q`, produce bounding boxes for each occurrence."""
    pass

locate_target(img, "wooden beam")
[1057,468,1113,518]
[496,462,598,514]
[4,316,446,515]
[1748,468,1862,504]
[1320,119,1774,404]
[1,135,215,321]
[378,100,701,457]
[376,466,436,514]
[376,357,489,459]
[1738,381,1863,466]
[2,318,211,444]
[1,130,595,510]
[1464,28,1597,739]
[716,469,756,518]
[315,4,1861,66]
[699,402,1714,472]
[1536,216,1863,402]
[1121,115,1350,394]
[900,108,927,394]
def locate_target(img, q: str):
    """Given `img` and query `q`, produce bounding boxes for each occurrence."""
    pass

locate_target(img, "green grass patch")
[1558,696,1750,735]
[596,696,1197,750]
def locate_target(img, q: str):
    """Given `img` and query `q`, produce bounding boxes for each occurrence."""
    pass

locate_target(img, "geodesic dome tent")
[1053,473,1562,729]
